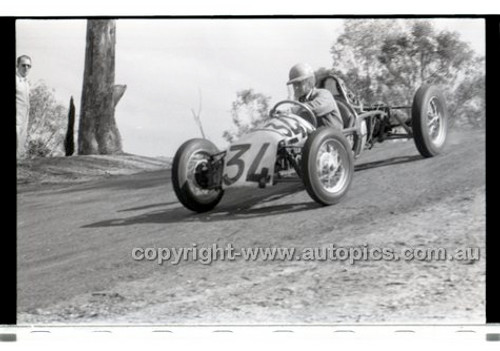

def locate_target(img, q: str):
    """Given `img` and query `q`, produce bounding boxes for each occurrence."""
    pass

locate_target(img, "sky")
[16,18,485,157]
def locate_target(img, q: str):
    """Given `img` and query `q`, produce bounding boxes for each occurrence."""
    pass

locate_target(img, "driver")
[287,63,343,130]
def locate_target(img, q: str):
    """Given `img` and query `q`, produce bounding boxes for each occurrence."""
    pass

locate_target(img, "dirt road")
[17,130,486,325]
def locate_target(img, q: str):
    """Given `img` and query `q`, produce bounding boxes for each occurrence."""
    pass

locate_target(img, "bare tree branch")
[191,88,207,139]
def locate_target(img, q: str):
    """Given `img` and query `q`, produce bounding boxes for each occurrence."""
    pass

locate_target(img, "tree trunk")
[65,96,75,156]
[78,19,123,155]
[113,84,127,108]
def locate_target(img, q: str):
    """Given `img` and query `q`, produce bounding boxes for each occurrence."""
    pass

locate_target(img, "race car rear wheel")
[172,139,224,213]
[411,85,448,157]
[302,128,354,205]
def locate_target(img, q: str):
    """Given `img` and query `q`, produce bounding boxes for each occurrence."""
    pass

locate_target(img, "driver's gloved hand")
[291,106,301,116]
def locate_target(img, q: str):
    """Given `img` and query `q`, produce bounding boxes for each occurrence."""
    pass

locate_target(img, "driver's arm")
[303,89,337,116]
[302,89,344,129]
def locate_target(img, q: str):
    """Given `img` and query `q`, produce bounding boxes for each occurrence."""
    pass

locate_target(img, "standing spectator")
[16,55,32,159]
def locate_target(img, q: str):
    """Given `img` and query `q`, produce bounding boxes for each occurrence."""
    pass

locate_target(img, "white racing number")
[222,116,311,188]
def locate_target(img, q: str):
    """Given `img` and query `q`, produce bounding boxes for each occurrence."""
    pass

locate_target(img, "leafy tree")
[27,81,68,157]
[378,21,476,104]
[449,66,485,128]
[330,19,485,128]
[222,89,271,143]
[331,19,401,104]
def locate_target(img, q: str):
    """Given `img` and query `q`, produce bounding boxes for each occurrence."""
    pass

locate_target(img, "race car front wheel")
[302,128,354,206]
[172,139,224,213]
[411,85,449,157]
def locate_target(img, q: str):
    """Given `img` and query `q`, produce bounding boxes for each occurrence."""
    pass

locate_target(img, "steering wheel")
[269,100,318,128]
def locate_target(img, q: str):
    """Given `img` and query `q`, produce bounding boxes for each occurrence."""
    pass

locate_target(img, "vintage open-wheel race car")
[172,73,449,212]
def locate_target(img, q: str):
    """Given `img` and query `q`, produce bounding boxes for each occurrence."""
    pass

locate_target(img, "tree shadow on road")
[355,155,423,172]
[117,201,179,212]
[82,183,320,228]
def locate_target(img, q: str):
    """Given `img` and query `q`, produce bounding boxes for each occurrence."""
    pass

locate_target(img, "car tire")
[411,85,449,157]
[172,138,224,212]
[302,127,354,205]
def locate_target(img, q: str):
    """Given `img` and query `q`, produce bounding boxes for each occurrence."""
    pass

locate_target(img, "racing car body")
[172,74,449,212]
[222,112,314,189]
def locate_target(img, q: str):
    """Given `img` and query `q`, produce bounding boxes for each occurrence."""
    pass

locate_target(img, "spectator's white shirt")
[16,71,30,127]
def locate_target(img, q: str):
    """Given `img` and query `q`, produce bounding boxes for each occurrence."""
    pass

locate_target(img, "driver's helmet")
[287,63,315,85]
[287,63,316,99]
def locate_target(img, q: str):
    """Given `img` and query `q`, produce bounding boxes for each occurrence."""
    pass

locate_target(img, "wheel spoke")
[428,115,439,127]
[426,97,446,145]
[316,139,347,193]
